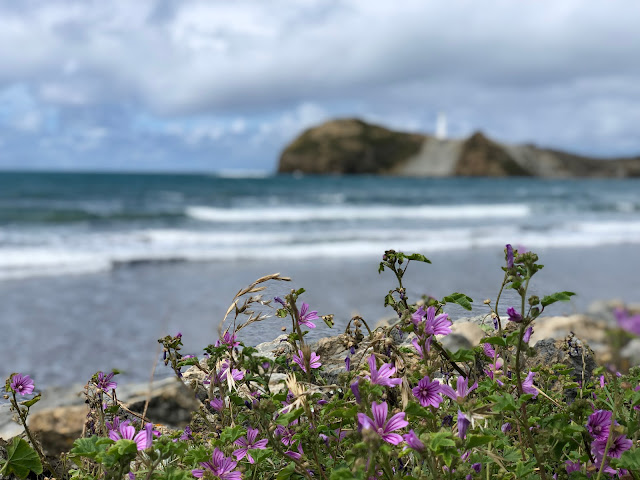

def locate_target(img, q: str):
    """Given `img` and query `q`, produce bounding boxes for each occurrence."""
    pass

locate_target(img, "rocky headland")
[278,118,640,177]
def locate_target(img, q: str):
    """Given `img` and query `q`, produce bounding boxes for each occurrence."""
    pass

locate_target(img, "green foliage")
[541,291,576,307]
[442,292,474,311]
[8,246,640,480]
[0,437,43,479]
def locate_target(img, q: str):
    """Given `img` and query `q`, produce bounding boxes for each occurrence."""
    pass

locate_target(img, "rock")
[122,378,200,427]
[278,119,425,175]
[277,118,640,178]
[526,337,597,391]
[29,405,87,456]
[620,338,640,369]
[449,321,486,347]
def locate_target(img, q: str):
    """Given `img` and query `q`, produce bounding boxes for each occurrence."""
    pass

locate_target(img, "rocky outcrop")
[278,118,425,175]
[278,118,640,177]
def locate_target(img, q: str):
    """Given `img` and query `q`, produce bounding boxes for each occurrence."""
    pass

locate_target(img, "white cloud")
[0,0,640,169]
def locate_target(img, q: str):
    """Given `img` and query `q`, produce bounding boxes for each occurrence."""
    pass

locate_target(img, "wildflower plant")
[3,246,640,480]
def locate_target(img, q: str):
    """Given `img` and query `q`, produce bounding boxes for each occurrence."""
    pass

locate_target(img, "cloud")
[0,0,640,170]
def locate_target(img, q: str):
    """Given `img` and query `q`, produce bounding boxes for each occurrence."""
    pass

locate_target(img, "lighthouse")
[435,111,447,140]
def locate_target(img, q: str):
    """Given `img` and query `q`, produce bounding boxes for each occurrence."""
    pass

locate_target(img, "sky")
[0,1,639,173]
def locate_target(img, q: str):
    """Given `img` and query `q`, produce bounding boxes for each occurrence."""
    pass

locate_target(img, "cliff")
[277,118,640,177]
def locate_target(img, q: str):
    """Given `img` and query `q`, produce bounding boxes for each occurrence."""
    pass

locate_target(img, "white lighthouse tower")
[435,111,447,140]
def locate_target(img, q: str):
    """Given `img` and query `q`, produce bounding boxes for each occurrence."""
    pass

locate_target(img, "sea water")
[1,172,639,388]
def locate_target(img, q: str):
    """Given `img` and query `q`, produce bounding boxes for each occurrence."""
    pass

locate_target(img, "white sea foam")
[185,203,532,223]
[2,219,640,280]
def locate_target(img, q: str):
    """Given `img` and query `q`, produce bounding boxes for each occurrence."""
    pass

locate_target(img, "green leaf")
[405,402,433,419]
[466,434,495,449]
[276,407,304,426]
[330,467,358,480]
[219,425,245,445]
[70,436,110,460]
[327,405,357,420]
[442,293,473,311]
[448,348,475,363]
[483,336,508,348]
[407,253,431,263]
[323,314,335,328]
[541,291,576,307]
[429,431,456,451]
[155,466,192,480]
[21,393,41,408]
[276,308,288,318]
[276,461,297,480]
[107,439,138,458]
[612,447,640,470]
[1,437,43,479]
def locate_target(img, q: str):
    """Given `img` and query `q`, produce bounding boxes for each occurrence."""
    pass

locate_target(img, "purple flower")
[523,326,533,343]
[357,401,408,445]
[351,378,362,404]
[192,448,241,480]
[440,376,478,402]
[457,410,471,439]
[9,374,35,396]
[108,420,154,451]
[284,442,304,460]
[483,343,497,359]
[298,303,319,329]
[274,296,286,306]
[521,371,538,397]
[413,306,452,337]
[95,372,117,392]
[412,336,432,358]
[366,354,402,388]
[586,410,612,441]
[180,426,193,441]
[472,463,482,473]
[233,428,268,464]
[506,307,522,323]
[210,397,224,411]
[216,332,240,349]
[614,307,640,336]
[275,425,296,446]
[403,430,424,451]
[501,422,512,433]
[505,244,514,269]
[216,361,245,384]
[345,357,351,371]
[412,375,443,408]
[592,433,632,459]
[565,460,581,473]
[292,350,321,373]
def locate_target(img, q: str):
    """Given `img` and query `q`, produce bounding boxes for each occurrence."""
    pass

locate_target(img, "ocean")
[1,171,639,389]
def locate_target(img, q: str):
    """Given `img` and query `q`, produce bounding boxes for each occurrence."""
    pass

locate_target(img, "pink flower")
[521,371,538,397]
[440,376,478,402]
[95,371,117,392]
[108,420,154,451]
[412,306,452,336]
[506,307,522,323]
[298,303,319,329]
[216,332,240,349]
[412,376,443,408]
[292,350,321,373]
[192,448,241,480]
[586,410,612,441]
[9,374,34,396]
[357,401,408,445]
[365,354,402,387]
[233,428,268,464]
[403,430,424,451]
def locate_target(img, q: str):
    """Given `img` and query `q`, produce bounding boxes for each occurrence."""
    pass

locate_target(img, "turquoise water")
[0,172,639,279]
[1,172,640,388]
